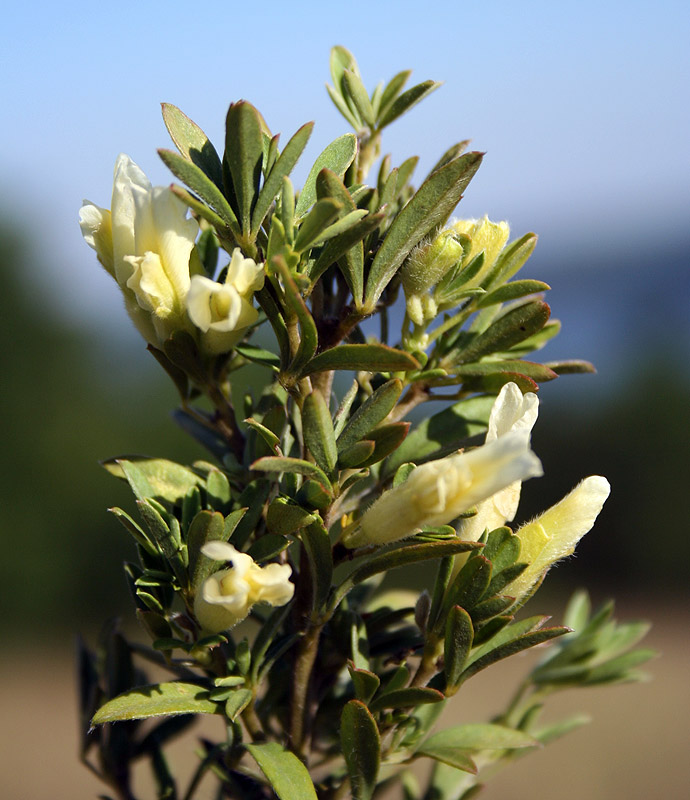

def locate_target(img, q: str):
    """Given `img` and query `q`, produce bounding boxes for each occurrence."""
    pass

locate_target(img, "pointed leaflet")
[302,344,418,376]
[420,723,538,752]
[102,457,203,506]
[302,390,338,473]
[451,301,551,363]
[337,378,402,453]
[295,134,358,218]
[383,394,494,477]
[251,122,314,235]
[92,682,219,723]
[158,148,240,233]
[245,742,318,800]
[444,606,474,692]
[341,701,380,800]
[364,152,483,310]
[301,521,334,611]
[378,80,442,129]
[161,103,224,188]
[224,101,264,233]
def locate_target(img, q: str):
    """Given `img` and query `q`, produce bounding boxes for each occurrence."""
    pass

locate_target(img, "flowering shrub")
[77,46,652,800]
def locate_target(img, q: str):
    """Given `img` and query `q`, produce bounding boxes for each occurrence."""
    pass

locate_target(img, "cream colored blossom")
[79,154,198,346]
[456,382,539,543]
[194,541,293,633]
[344,429,543,548]
[507,476,611,600]
[450,216,510,287]
[186,248,265,354]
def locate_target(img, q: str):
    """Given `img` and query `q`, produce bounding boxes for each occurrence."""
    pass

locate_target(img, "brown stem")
[204,381,245,460]
[289,622,323,757]
[388,383,429,423]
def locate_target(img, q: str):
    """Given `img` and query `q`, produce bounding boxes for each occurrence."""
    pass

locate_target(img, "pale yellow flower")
[508,476,611,600]
[194,541,293,633]
[450,216,510,286]
[344,429,542,548]
[186,248,265,354]
[456,382,539,543]
[80,154,198,347]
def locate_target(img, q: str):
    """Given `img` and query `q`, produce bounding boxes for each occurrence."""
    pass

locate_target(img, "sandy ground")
[2,602,687,800]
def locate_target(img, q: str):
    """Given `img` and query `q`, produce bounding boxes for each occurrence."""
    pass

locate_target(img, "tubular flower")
[194,541,294,633]
[507,476,611,600]
[186,248,265,354]
[456,382,539,543]
[79,154,199,347]
[344,429,543,548]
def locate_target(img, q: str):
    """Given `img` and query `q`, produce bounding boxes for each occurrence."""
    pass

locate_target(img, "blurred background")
[1,1,688,797]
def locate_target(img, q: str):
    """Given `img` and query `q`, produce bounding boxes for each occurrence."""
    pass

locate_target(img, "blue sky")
[1,0,688,336]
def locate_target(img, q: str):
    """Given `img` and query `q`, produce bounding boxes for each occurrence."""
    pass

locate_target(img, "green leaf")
[224,688,253,722]
[334,540,482,608]
[348,663,381,704]
[252,456,332,494]
[272,256,319,376]
[326,83,360,129]
[452,301,551,363]
[343,69,376,128]
[421,723,538,752]
[102,457,203,506]
[161,103,223,188]
[338,440,376,468]
[265,497,316,535]
[543,359,597,375]
[293,197,343,252]
[224,101,264,233]
[251,121,314,234]
[461,626,569,683]
[356,422,410,466]
[302,344,418,376]
[444,606,474,691]
[187,510,226,591]
[108,507,158,556]
[476,280,550,308]
[377,70,411,120]
[341,701,380,800]
[301,521,334,611]
[295,134,358,218]
[452,360,558,383]
[337,378,402,452]
[444,557,492,617]
[234,342,281,368]
[309,212,383,305]
[246,533,290,561]
[92,682,219,724]
[158,148,239,232]
[483,232,538,290]
[369,687,444,712]
[245,742,318,800]
[378,80,442,128]
[245,417,282,454]
[231,479,271,549]
[302,391,338,474]
[416,745,477,775]
[384,395,494,477]
[364,152,483,310]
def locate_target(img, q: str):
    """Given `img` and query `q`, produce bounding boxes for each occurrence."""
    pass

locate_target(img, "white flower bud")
[193,541,294,633]
[344,429,543,548]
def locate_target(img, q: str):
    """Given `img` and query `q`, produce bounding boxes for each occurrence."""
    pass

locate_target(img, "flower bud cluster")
[79,155,264,354]
[193,542,294,633]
